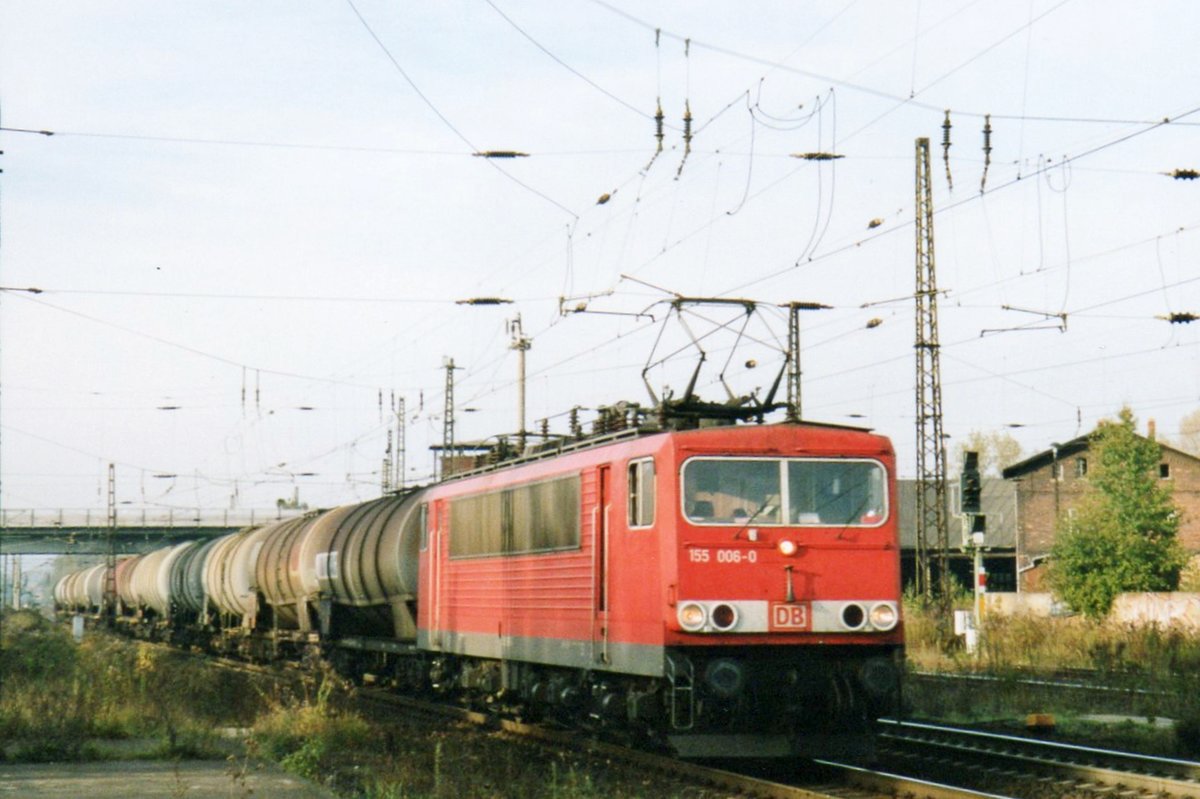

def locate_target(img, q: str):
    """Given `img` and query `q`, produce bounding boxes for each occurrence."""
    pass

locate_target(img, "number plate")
[686,548,759,564]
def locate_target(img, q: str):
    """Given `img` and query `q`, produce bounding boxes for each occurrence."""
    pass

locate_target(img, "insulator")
[942,110,954,191]
[980,114,993,193]
[683,100,693,154]
[654,100,665,153]
[676,101,694,178]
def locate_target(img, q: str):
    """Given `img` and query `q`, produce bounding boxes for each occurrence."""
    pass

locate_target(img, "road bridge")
[0,508,308,555]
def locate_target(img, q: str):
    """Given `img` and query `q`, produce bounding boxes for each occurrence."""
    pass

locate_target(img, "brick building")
[1001,427,1200,591]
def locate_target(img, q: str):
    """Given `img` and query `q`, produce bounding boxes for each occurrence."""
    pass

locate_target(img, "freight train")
[56,415,903,758]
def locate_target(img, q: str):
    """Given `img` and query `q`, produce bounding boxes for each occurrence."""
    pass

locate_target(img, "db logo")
[770,603,810,630]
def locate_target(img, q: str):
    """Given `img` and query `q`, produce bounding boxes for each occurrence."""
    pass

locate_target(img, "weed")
[0,610,267,763]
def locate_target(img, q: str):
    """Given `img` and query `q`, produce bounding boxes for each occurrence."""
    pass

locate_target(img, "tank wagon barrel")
[170,536,221,616]
[254,493,422,639]
[114,554,143,613]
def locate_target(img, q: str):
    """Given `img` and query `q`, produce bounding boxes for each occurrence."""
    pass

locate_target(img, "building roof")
[1000,434,1090,479]
[1002,431,1200,480]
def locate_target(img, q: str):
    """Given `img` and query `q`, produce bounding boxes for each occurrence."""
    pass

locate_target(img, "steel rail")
[362,690,1008,799]
[910,668,1165,698]
[878,718,1200,797]
[113,639,1003,798]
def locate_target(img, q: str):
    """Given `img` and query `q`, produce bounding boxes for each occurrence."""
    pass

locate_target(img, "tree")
[1176,407,1200,456]
[952,430,1022,476]
[1048,407,1187,619]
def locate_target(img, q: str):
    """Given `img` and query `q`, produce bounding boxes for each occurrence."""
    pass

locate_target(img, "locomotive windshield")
[682,457,886,527]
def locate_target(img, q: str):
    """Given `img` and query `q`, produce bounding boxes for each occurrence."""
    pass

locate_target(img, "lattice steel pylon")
[104,463,117,623]
[913,138,949,600]
[442,357,456,480]
[396,396,406,491]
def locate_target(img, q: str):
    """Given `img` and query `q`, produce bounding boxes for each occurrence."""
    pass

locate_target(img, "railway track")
[874,718,1200,798]
[204,649,1200,798]
[910,669,1167,699]
[201,652,1002,796]
[355,689,1008,798]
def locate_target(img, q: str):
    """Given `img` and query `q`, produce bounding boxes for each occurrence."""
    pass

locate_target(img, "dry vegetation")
[0,612,731,798]
[0,610,264,761]
[902,593,1200,756]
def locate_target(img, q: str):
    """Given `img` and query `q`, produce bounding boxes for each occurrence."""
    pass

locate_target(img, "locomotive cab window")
[787,460,885,526]
[683,459,781,524]
[682,457,886,527]
[627,458,656,528]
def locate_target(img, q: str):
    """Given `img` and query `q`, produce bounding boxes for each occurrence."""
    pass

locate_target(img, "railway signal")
[959,451,987,650]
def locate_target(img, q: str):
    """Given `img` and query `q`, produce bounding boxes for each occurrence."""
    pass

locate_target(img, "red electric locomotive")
[417,419,901,757]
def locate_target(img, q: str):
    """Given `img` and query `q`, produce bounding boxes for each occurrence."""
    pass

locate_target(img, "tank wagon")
[53,563,106,614]
[57,419,902,758]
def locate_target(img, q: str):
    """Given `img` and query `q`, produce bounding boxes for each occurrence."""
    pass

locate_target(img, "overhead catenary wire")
[720,103,1200,297]
[9,5,1200,511]
[10,292,418,392]
[586,0,1076,124]
[344,0,577,220]
[483,0,660,124]
[21,82,1190,484]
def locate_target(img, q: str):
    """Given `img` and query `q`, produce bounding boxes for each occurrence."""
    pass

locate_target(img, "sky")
[1,0,1198,518]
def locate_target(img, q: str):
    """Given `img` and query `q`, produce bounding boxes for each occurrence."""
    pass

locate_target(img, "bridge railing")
[0,507,309,529]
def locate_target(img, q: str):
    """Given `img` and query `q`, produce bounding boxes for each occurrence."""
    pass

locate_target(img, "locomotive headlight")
[869,602,898,631]
[841,603,866,630]
[678,602,707,631]
[710,603,738,631]
[777,539,798,557]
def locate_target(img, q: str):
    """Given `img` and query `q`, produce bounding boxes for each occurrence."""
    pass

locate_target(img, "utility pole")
[442,358,457,479]
[914,137,949,601]
[508,315,531,453]
[382,429,393,493]
[783,301,831,422]
[104,463,117,624]
[396,396,406,491]
[10,555,19,609]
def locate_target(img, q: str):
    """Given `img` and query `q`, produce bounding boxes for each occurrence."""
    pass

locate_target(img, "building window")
[1075,457,1088,478]
[627,458,656,528]
[1160,463,1172,480]
[1051,462,1064,481]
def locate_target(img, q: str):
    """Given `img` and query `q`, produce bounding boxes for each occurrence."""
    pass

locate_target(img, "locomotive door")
[592,465,611,664]
[430,499,445,649]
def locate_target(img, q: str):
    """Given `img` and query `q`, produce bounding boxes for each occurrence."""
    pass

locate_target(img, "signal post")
[959,451,986,649]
